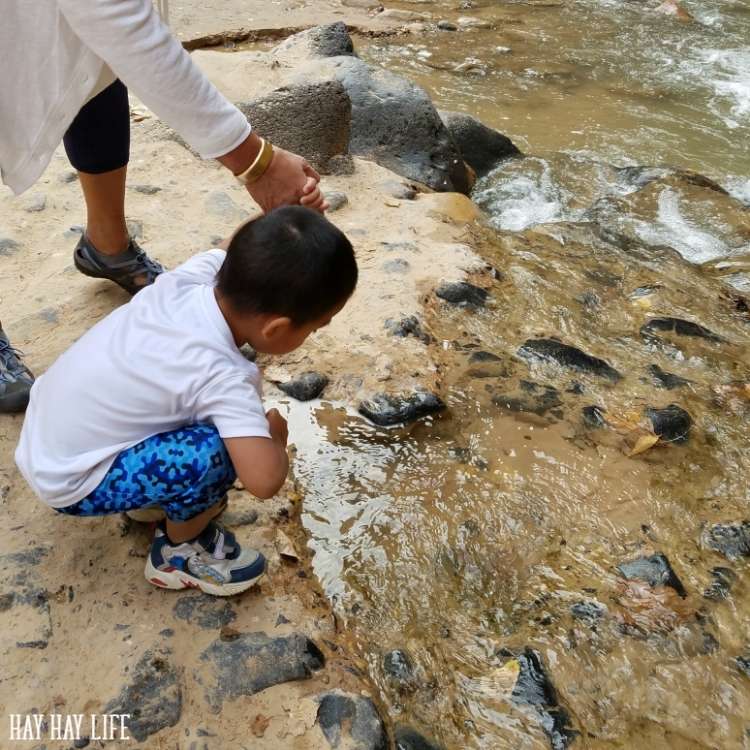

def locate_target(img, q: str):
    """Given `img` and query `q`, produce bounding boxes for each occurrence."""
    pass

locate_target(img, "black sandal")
[73,234,164,295]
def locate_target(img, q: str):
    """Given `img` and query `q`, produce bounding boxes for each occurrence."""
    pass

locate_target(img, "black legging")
[63,79,130,174]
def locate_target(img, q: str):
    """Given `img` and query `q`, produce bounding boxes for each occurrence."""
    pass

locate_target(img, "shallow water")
[288,2,749,747]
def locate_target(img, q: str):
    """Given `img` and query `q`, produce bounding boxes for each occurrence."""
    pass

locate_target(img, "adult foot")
[145,521,266,596]
[73,234,164,295]
[0,328,35,413]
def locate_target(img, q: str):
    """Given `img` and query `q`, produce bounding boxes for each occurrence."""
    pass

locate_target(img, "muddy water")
[289,2,748,748]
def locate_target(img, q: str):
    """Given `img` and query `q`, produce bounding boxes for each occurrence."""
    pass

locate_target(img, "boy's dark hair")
[217,206,357,325]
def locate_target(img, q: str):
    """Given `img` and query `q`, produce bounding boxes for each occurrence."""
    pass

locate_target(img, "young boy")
[15,206,357,597]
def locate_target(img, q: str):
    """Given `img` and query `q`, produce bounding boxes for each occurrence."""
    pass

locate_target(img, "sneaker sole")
[0,389,30,414]
[144,556,264,597]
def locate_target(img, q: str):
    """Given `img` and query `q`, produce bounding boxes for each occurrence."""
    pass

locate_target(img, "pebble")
[59,170,78,183]
[0,237,20,256]
[492,381,562,417]
[383,258,411,274]
[641,316,724,343]
[384,315,432,344]
[278,371,329,401]
[645,404,692,443]
[648,363,690,390]
[325,191,349,212]
[379,180,417,200]
[703,566,736,600]
[435,281,488,308]
[437,20,458,30]
[581,405,607,428]
[617,552,687,597]
[130,184,162,195]
[317,691,388,750]
[518,338,622,382]
[570,601,606,622]
[702,521,750,560]
[359,390,445,426]
[383,649,414,683]
[23,193,46,213]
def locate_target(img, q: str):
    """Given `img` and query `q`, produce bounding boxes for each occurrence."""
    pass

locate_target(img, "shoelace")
[0,338,27,377]
[131,249,164,285]
[213,529,227,561]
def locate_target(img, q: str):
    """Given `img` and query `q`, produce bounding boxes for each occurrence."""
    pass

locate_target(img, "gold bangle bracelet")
[235,138,274,186]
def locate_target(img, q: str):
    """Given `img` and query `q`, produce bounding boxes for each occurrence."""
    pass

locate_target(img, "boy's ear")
[260,316,293,341]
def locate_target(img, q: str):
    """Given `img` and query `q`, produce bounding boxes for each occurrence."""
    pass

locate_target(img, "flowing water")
[285,1,749,747]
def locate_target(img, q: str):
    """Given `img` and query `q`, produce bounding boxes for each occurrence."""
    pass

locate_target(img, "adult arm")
[57,0,326,212]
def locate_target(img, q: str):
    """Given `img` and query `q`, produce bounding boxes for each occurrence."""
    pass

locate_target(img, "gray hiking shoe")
[0,328,34,414]
[73,234,164,295]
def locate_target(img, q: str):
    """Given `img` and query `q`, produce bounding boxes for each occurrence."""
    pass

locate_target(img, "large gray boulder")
[439,110,521,177]
[238,80,351,174]
[275,24,472,193]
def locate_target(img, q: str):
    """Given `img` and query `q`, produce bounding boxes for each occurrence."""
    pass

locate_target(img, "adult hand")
[247,148,329,214]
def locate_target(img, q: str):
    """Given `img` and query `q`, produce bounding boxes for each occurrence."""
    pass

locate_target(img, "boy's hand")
[266,408,288,446]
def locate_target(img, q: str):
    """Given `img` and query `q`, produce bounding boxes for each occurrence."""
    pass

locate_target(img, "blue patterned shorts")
[57,424,236,522]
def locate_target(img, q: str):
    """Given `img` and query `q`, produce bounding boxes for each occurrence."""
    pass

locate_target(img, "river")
[283,1,749,747]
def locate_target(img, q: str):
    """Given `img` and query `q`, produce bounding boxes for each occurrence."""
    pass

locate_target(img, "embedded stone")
[617,552,687,597]
[518,339,621,382]
[278,372,329,401]
[435,281,488,308]
[645,404,692,443]
[359,391,445,426]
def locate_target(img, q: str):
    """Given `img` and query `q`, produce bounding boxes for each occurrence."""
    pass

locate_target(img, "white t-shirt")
[15,250,270,508]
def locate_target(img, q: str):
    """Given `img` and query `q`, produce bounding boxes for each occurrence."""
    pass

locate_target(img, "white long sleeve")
[56,0,251,160]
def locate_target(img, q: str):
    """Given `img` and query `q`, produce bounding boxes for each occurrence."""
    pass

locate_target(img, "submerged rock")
[278,372,329,401]
[439,110,521,177]
[104,649,181,742]
[359,391,445,426]
[617,552,687,597]
[435,281,488,307]
[581,404,607,428]
[317,691,388,750]
[394,725,444,750]
[518,339,622,382]
[383,649,414,684]
[736,654,750,679]
[385,315,433,344]
[645,404,692,443]
[702,521,750,560]
[493,381,562,417]
[703,566,736,601]
[201,632,324,711]
[508,648,577,750]
[238,81,351,174]
[570,601,606,622]
[648,364,691,390]
[641,317,724,343]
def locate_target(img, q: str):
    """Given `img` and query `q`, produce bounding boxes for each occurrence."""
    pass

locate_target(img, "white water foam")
[693,47,750,129]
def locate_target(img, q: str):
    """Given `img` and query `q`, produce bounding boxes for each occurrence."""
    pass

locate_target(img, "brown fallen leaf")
[276,529,299,561]
[628,432,660,457]
[251,714,270,738]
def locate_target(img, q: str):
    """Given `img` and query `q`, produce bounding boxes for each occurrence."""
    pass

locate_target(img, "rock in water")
[274,24,471,193]
[492,381,562,417]
[384,315,432,344]
[394,725,444,750]
[383,649,414,685]
[641,317,724,343]
[703,567,736,600]
[617,552,687,597]
[648,364,690,390]
[644,404,692,443]
[238,81,351,174]
[702,521,750,560]
[104,650,182,742]
[201,632,324,711]
[278,372,329,401]
[581,405,607,428]
[439,110,521,177]
[518,339,622,382]
[359,391,445,426]
[435,281,488,307]
[509,649,577,750]
[317,691,388,750]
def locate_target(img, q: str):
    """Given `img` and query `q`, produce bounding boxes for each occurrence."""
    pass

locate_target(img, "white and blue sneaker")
[144,522,266,597]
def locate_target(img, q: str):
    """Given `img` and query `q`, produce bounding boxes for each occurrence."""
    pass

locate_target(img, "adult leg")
[63,80,163,295]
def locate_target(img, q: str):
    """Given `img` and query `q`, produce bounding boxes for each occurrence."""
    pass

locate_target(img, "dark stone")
[394,725,444,750]
[437,20,458,30]
[238,81,351,174]
[326,191,349,212]
[518,339,622,382]
[379,180,417,200]
[435,281,488,308]
[16,639,48,649]
[273,21,355,60]
[570,601,605,622]
[276,613,291,626]
[581,405,607,427]
[160,628,175,638]
[510,649,577,750]
[172,595,236,629]
[469,350,502,364]
[384,315,432,344]
[439,110,521,177]
[73,738,90,749]
[703,567,736,600]
[383,649,414,683]
[317,691,388,750]
[645,404,692,443]
[648,364,690,390]
[0,237,21,256]
[201,632,324,711]
[617,553,687,597]
[702,521,750,560]
[130,184,161,195]
[736,654,750,678]
[493,381,562,417]
[278,372,329,401]
[104,650,182,742]
[641,317,724,343]
[358,391,445,426]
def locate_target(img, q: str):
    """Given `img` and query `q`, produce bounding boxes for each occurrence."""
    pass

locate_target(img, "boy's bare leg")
[166,500,226,544]
[77,167,129,253]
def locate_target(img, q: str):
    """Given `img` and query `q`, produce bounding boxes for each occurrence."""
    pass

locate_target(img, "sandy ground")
[0,43,483,746]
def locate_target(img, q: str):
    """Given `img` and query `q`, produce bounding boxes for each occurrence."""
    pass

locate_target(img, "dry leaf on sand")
[628,432,660,457]
[251,714,270,738]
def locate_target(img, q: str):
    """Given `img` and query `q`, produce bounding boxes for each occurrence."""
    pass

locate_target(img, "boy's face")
[253,299,347,355]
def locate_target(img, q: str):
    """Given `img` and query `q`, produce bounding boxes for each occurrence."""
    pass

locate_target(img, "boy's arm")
[224,409,289,500]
